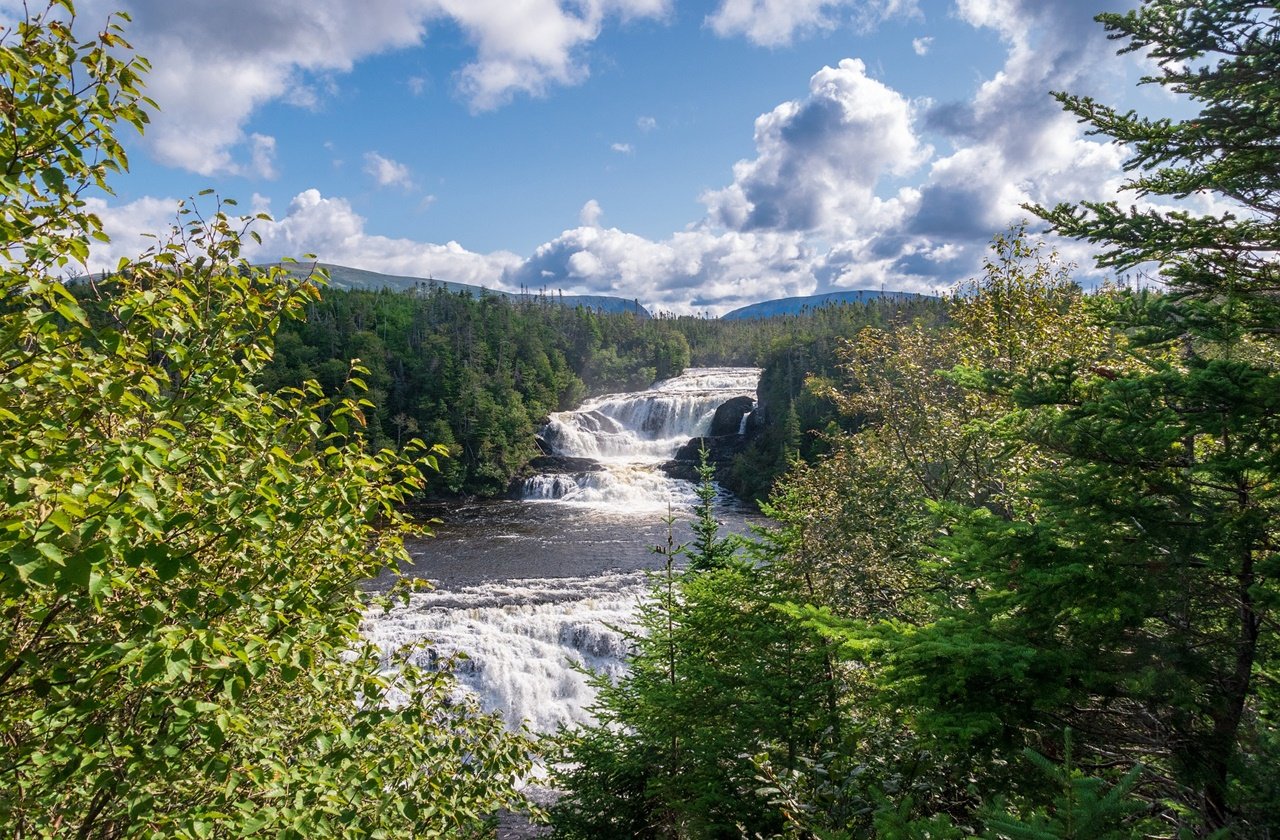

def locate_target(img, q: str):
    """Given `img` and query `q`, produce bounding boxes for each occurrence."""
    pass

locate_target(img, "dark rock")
[508,455,603,498]
[709,395,755,437]
[661,434,751,483]
[524,455,603,474]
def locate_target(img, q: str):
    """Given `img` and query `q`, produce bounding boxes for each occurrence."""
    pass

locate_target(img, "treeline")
[544,4,1280,836]
[261,287,691,495]
[549,224,1280,837]
[259,283,944,498]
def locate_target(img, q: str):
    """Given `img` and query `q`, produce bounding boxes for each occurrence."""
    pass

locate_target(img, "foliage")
[960,2,1279,831]
[754,230,1130,834]
[548,469,841,838]
[262,282,945,501]
[981,733,1154,840]
[0,5,532,836]
[778,2,1280,835]
[688,449,735,573]
[727,294,949,502]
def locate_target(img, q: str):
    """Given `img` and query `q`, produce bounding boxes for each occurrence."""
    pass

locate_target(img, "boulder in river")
[523,455,603,474]
[708,395,755,437]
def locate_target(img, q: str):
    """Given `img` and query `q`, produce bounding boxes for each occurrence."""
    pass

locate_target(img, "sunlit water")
[362,368,765,733]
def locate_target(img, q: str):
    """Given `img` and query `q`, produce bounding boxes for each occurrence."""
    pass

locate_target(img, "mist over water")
[363,368,765,732]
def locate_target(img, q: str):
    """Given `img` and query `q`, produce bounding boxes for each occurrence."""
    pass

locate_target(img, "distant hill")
[270,262,651,317]
[720,289,927,320]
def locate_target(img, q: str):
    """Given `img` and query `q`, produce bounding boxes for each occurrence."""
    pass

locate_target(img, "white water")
[524,367,761,510]
[364,367,764,732]
[365,571,645,732]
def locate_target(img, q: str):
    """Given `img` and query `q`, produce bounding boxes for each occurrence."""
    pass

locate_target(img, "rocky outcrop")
[523,455,603,475]
[661,395,760,483]
[661,435,751,482]
[508,455,604,497]
[708,396,754,436]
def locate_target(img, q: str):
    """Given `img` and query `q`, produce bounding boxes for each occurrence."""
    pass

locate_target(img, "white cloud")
[363,152,414,189]
[707,0,918,47]
[637,115,657,131]
[579,199,604,227]
[911,35,932,55]
[611,142,634,154]
[889,0,1137,279]
[247,133,278,180]
[80,195,185,273]
[73,0,671,174]
[78,0,1153,314]
[421,0,672,111]
[250,189,523,287]
[702,58,930,235]
[82,187,941,315]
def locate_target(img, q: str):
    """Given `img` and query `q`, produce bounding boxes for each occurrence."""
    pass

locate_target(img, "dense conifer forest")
[260,283,946,499]
[1,1,1277,838]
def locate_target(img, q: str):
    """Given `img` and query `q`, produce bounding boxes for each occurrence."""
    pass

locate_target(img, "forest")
[1,1,1276,838]
[258,281,944,499]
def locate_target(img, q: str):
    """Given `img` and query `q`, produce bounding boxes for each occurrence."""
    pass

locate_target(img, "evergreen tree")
[549,470,839,838]
[1029,3,1279,830]
[688,449,735,573]
[825,3,1280,833]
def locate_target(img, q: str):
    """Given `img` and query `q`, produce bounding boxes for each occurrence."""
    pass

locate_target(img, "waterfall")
[364,572,645,732]
[365,367,764,732]
[522,367,761,510]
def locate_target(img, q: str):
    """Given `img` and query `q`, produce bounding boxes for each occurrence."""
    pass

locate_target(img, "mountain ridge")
[720,289,928,320]
[270,262,652,317]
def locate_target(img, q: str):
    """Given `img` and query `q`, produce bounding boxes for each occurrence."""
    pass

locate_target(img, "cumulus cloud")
[79,0,1152,314]
[247,133,278,180]
[363,152,414,189]
[245,191,829,315]
[703,58,929,235]
[439,0,672,110]
[637,115,657,131]
[611,142,634,154]
[890,0,1135,278]
[82,188,940,315]
[250,189,523,287]
[79,195,186,273]
[579,199,604,227]
[698,0,1141,292]
[707,0,918,47]
[73,0,670,175]
[911,36,932,55]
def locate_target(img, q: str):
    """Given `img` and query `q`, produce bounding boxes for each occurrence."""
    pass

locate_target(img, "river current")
[363,367,765,733]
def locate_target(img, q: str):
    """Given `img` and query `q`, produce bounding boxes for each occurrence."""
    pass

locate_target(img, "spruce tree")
[1028,2,1280,830]
[862,3,1279,833]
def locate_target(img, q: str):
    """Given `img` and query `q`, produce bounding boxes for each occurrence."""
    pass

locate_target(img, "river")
[363,367,766,733]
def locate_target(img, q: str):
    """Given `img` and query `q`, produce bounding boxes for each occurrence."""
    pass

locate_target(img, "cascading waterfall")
[364,571,645,732]
[523,367,761,511]
[364,367,763,732]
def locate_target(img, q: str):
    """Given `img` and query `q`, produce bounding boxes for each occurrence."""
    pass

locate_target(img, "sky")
[37,0,1190,314]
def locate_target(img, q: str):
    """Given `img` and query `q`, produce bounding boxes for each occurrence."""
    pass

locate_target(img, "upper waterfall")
[540,367,761,464]
[523,367,761,510]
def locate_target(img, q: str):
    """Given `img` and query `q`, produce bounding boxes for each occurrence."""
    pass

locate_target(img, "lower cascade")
[364,367,764,731]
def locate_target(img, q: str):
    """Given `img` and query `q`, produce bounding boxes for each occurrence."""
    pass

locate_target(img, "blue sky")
[53,0,1186,314]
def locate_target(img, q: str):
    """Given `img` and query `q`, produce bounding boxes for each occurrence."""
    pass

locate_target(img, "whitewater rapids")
[363,367,765,732]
